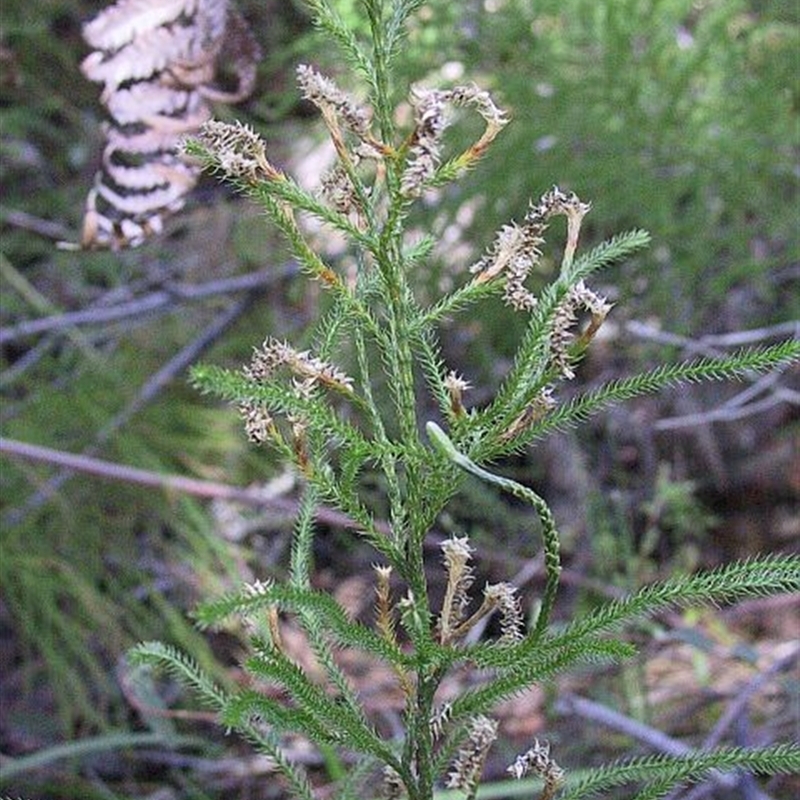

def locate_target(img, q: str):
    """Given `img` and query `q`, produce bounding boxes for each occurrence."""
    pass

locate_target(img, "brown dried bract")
[78,0,260,250]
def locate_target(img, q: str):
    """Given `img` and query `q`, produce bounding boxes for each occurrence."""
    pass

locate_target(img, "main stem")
[408,670,441,800]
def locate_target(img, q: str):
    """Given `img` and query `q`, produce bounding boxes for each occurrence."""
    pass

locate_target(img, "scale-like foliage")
[130,641,228,710]
[561,744,800,800]
[128,2,800,797]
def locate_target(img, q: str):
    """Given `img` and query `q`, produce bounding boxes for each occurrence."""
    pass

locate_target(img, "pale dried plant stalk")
[239,400,275,445]
[550,280,613,379]
[500,387,556,442]
[296,64,372,140]
[468,185,595,317]
[245,338,354,395]
[439,536,475,644]
[444,371,471,417]
[374,564,396,642]
[430,702,452,741]
[508,739,565,799]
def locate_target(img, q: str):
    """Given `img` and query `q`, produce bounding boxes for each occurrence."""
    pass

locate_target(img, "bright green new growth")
[131,2,800,798]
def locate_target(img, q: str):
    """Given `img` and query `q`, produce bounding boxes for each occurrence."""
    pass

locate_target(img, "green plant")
[130,2,800,798]
[588,464,717,590]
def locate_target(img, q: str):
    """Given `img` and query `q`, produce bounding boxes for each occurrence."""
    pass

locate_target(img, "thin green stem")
[365,0,394,143]
[426,422,562,639]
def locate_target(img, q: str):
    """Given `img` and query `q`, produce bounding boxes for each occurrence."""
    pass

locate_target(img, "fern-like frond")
[222,688,341,747]
[402,233,437,269]
[309,460,406,563]
[129,641,228,709]
[250,178,377,251]
[445,637,632,725]
[440,555,797,724]
[194,582,410,668]
[245,642,400,769]
[290,495,373,740]
[484,229,650,412]
[190,364,371,452]
[232,718,317,800]
[412,326,451,420]
[385,1,427,62]
[546,554,800,651]
[304,0,375,87]
[478,281,570,430]
[560,743,800,800]
[526,340,800,443]
[418,275,504,327]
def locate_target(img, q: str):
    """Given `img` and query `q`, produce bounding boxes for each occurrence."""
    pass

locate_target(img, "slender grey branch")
[654,389,797,430]
[625,320,800,354]
[703,643,799,751]
[2,296,254,526]
[0,436,386,535]
[0,262,299,343]
[621,320,800,430]
[0,206,74,240]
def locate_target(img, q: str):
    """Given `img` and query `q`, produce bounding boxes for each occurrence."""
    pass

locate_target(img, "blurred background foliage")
[0,0,797,797]
[396,0,798,339]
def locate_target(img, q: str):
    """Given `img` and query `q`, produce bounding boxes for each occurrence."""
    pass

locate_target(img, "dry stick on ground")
[1,262,299,397]
[0,436,387,536]
[556,693,778,800]
[2,295,255,527]
[0,262,300,344]
[1,252,166,386]
[654,380,800,430]
[669,643,800,800]
[624,320,800,355]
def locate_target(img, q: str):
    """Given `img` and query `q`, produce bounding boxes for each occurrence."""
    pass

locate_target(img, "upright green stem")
[365,0,395,143]
[414,672,440,799]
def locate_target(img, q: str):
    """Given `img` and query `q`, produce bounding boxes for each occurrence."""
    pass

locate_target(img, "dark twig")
[0,272,163,389]
[0,262,299,343]
[2,296,254,526]
[0,336,64,389]
[0,436,387,535]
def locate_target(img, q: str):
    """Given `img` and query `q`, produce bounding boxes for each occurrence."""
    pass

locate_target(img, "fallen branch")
[0,435,382,535]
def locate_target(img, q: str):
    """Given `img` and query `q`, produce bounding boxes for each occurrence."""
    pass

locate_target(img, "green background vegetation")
[1,1,797,797]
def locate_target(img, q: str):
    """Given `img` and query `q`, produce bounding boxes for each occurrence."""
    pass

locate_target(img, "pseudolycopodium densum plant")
[131,3,800,798]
